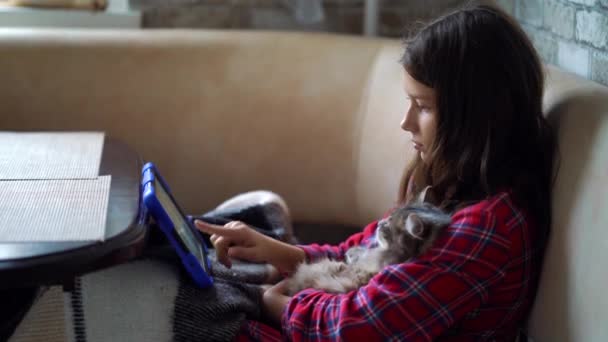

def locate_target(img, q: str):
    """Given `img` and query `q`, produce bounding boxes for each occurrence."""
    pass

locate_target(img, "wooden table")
[0,137,148,289]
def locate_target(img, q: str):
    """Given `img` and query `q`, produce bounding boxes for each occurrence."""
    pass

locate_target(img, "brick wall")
[134,0,465,37]
[132,0,607,86]
[496,0,608,86]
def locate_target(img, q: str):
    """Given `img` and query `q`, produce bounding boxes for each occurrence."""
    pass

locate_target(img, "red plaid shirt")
[238,191,542,341]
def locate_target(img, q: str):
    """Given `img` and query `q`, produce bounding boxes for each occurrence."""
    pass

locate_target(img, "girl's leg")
[199,190,296,244]
[204,191,295,283]
[214,190,291,218]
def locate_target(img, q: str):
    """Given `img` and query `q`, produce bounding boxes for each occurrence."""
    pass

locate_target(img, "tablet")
[141,162,213,288]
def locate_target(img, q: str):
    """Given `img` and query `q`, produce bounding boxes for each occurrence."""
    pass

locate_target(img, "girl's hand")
[262,280,292,325]
[195,219,307,273]
[194,220,272,268]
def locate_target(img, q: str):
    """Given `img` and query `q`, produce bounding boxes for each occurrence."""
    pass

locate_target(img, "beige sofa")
[1,29,607,341]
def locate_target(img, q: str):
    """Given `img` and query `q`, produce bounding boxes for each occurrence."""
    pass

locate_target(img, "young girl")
[196,3,556,341]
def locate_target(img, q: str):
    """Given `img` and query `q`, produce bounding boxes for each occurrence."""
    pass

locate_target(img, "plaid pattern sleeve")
[281,193,534,341]
[236,320,282,342]
[297,220,379,262]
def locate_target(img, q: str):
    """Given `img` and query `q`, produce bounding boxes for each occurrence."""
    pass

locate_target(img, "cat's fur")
[285,187,452,295]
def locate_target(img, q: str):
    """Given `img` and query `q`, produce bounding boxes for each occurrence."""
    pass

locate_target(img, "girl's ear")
[405,214,424,240]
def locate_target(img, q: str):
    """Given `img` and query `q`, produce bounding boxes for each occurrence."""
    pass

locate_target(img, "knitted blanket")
[171,201,294,341]
[171,250,271,342]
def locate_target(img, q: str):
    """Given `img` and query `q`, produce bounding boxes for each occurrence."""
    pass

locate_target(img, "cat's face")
[376,211,423,247]
[375,205,440,258]
[375,186,450,259]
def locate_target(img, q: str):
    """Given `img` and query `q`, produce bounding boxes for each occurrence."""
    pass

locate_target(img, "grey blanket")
[172,250,272,342]
[172,202,294,341]
[55,252,273,342]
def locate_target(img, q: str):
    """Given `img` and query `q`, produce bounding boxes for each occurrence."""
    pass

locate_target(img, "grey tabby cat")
[285,187,452,295]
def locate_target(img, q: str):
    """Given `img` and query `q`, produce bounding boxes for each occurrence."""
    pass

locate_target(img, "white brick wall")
[591,51,608,85]
[576,10,608,49]
[498,0,608,86]
[558,40,590,77]
[569,0,597,6]
[544,0,575,39]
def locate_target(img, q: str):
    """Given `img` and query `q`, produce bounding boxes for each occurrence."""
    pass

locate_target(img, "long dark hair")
[399,3,557,232]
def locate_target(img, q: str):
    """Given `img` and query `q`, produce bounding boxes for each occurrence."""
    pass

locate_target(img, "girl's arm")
[195,220,305,273]
[281,208,513,340]
[196,217,382,273]
[297,220,379,263]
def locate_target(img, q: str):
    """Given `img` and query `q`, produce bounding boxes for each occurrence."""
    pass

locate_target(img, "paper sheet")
[0,132,104,179]
[0,176,112,242]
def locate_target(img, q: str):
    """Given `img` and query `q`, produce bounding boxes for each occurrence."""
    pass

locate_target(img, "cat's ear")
[405,214,425,240]
[417,186,436,204]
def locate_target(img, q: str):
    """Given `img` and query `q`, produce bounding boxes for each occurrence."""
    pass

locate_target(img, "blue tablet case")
[141,162,213,288]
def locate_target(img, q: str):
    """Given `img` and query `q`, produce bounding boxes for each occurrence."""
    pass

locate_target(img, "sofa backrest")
[1,30,607,341]
[0,29,411,226]
[526,66,608,342]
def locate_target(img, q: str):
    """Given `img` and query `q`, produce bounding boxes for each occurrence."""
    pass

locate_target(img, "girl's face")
[401,70,438,162]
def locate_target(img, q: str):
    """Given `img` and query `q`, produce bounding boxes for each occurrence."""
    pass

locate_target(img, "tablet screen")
[154,177,207,270]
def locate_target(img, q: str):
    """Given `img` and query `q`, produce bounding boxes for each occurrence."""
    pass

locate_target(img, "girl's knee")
[216,190,290,215]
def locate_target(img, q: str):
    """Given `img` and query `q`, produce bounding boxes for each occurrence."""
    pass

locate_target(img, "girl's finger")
[213,236,233,268]
[194,220,238,237]
[227,246,259,262]
[225,221,244,229]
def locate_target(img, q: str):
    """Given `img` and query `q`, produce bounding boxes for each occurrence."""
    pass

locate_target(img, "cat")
[285,187,452,295]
